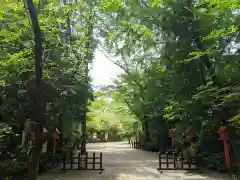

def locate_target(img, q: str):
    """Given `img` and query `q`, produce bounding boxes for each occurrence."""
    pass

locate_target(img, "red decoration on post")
[218,124,230,169]
[169,128,175,148]
[52,128,61,154]
[184,126,197,150]
[185,126,196,143]
[30,125,48,140]
[21,119,61,155]
[186,127,196,140]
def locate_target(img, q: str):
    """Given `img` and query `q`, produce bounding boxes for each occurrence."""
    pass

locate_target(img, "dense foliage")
[98,0,240,171]
[0,0,239,179]
[0,0,94,179]
[87,89,136,142]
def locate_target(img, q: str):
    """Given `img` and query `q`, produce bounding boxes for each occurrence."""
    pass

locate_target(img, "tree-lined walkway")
[38,142,231,180]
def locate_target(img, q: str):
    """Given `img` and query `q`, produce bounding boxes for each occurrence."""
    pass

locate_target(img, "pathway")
[38,141,232,180]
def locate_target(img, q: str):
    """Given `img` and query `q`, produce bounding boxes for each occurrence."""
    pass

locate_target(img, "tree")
[87,89,136,141]
[0,0,94,179]
[97,0,240,169]
[1,0,240,177]
[24,0,44,179]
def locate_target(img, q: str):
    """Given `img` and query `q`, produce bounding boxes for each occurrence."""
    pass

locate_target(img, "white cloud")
[90,50,123,87]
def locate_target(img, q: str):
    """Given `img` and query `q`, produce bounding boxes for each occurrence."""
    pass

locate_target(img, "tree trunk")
[81,1,94,154]
[25,0,44,179]
[27,124,42,180]
[143,117,149,144]
[81,116,87,154]
[228,125,240,171]
[58,106,65,151]
[128,137,131,144]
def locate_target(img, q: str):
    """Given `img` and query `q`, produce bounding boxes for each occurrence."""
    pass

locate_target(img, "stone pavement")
[38,141,232,180]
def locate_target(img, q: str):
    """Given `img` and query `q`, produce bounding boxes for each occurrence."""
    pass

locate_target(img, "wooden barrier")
[62,152,104,173]
[157,151,199,171]
[130,140,144,149]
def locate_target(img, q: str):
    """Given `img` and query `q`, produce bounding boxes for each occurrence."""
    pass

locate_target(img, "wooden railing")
[130,140,144,149]
[157,151,199,171]
[62,152,104,173]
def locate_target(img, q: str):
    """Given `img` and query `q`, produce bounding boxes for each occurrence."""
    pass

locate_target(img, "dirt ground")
[38,141,232,180]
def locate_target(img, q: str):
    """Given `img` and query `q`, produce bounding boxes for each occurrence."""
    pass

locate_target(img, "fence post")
[70,152,73,169]
[181,152,184,169]
[158,152,161,170]
[78,152,81,170]
[52,155,55,168]
[100,152,103,170]
[173,152,176,169]
[85,152,88,169]
[63,155,66,170]
[196,152,199,169]
[93,152,96,170]
[166,152,169,169]
[188,156,191,169]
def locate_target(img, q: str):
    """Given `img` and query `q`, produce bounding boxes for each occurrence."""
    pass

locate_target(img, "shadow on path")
[38,141,232,180]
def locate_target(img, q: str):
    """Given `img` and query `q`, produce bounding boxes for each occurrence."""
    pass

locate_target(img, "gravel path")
[38,141,232,180]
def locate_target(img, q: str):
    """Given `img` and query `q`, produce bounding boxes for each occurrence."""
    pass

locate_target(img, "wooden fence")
[157,151,199,171]
[62,152,104,173]
[130,140,144,149]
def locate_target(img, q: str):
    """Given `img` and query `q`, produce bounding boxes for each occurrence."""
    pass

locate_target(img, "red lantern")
[169,128,175,137]
[218,125,229,141]
[218,125,230,169]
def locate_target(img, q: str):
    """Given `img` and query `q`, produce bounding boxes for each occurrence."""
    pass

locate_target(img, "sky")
[90,50,123,87]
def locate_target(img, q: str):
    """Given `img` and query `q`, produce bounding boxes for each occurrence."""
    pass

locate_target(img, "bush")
[144,141,160,151]
[0,153,28,180]
[200,152,226,170]
[0,123,28,179]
